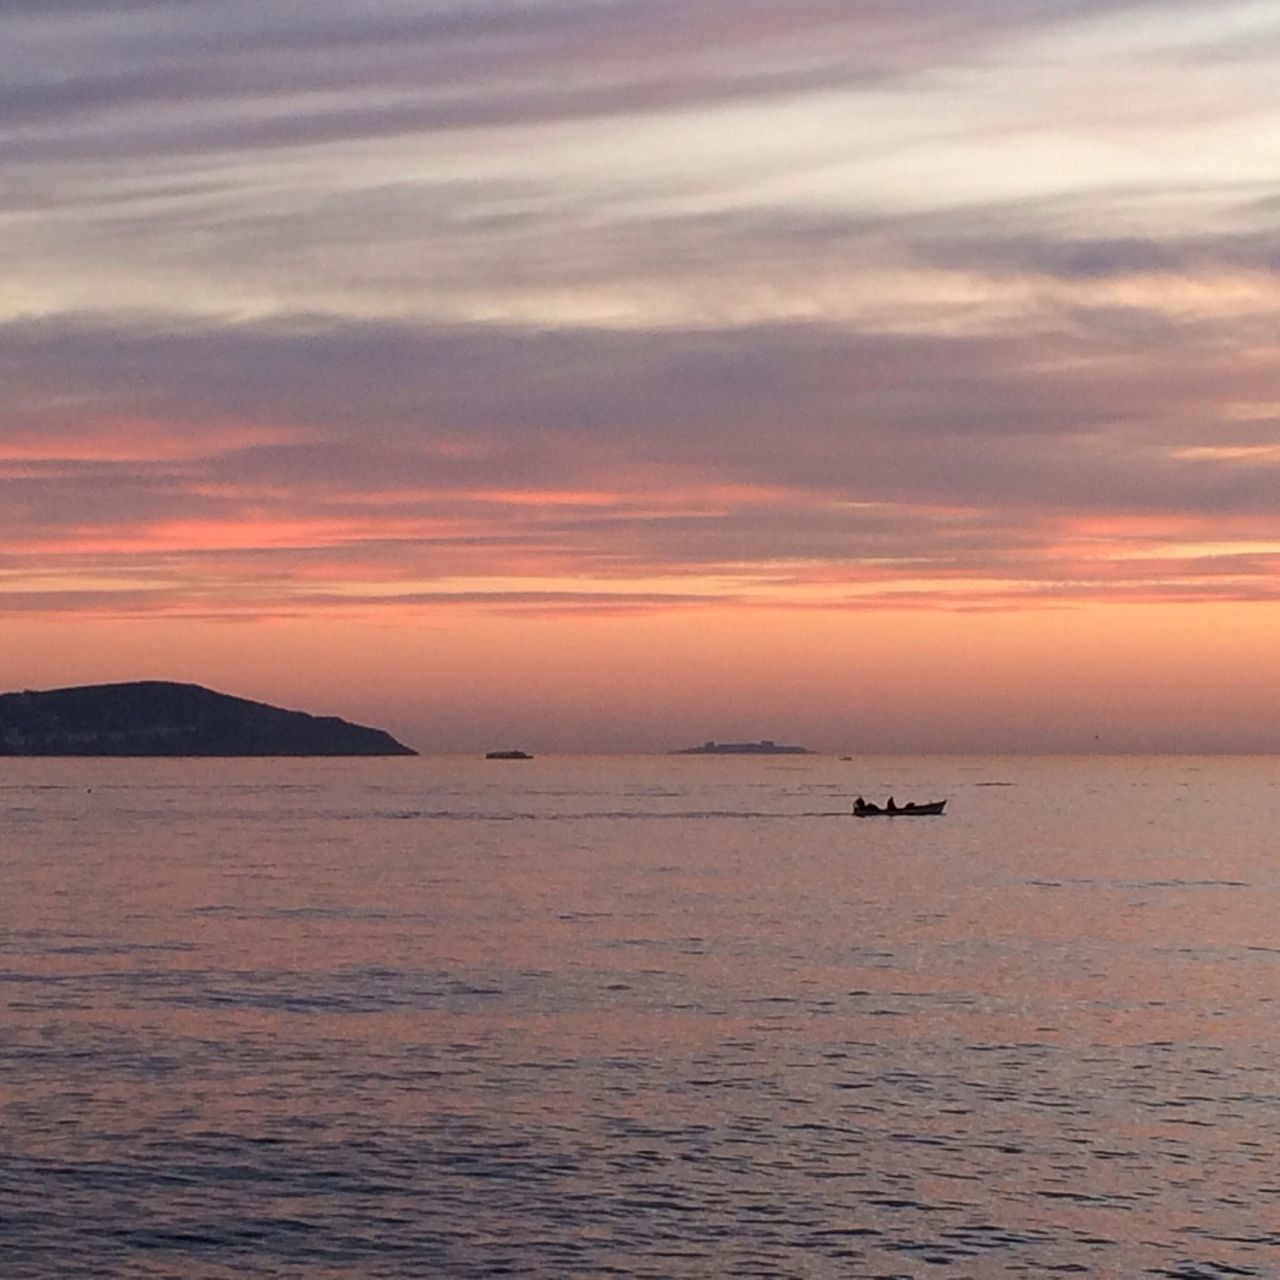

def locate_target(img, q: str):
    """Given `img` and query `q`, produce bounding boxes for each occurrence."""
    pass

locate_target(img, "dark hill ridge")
[0,681,416,757]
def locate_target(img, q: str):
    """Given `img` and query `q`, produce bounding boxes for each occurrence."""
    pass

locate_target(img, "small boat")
[853,798,945,817]
[485,749,532,760]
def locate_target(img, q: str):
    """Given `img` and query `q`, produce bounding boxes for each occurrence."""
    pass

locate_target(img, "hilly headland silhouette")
[0,681,416,757]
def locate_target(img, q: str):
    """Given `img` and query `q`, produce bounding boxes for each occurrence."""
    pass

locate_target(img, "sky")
[3,0,1280,753]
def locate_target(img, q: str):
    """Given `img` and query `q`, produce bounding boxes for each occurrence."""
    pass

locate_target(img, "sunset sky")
[4,1,1280,752]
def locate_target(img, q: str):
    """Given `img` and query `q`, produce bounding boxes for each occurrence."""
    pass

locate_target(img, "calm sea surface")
[2,754,1278,1278]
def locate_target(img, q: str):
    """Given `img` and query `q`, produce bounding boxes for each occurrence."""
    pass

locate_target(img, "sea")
[2,754,1277,1279]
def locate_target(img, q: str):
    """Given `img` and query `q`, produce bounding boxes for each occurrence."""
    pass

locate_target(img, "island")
[0,681,416,757]
[485,750,532,760]
[673,739,813,756]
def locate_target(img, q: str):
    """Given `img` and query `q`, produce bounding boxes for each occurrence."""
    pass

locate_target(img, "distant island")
[485,750,532,760]
[0,681,416,757]
[673,739,813,756]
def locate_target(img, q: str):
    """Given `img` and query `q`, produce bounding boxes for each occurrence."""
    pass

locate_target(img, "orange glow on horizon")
[4,597,1280,754]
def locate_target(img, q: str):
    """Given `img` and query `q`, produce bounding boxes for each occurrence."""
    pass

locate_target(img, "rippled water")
[3,754,1278,1278]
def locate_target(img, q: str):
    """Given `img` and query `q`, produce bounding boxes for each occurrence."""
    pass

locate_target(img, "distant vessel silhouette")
[485,749,533,760]
[673,739,812,756]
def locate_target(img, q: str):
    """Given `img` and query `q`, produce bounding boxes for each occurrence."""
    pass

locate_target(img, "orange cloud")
[0,417,305,463]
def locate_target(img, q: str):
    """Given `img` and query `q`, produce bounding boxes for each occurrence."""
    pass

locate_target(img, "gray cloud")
[4,309,1279,547]
[1,0,1215,166]
[4,1,1278,629]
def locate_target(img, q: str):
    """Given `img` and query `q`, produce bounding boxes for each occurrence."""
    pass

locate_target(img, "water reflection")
[2,756,1277,1277]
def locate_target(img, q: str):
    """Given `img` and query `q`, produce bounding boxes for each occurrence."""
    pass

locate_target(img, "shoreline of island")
[672,739,813,756]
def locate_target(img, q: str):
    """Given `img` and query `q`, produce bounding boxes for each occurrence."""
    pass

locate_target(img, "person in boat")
[886,796,897,812]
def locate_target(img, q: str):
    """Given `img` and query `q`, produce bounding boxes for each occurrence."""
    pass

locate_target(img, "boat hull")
[854,800,946,816]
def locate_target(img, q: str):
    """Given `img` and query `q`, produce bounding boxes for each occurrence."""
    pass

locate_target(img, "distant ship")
[673,739,812,756]
[485,749,533,760]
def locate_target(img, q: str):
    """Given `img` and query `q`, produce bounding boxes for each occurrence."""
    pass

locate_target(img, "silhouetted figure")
[886,796,897,812]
